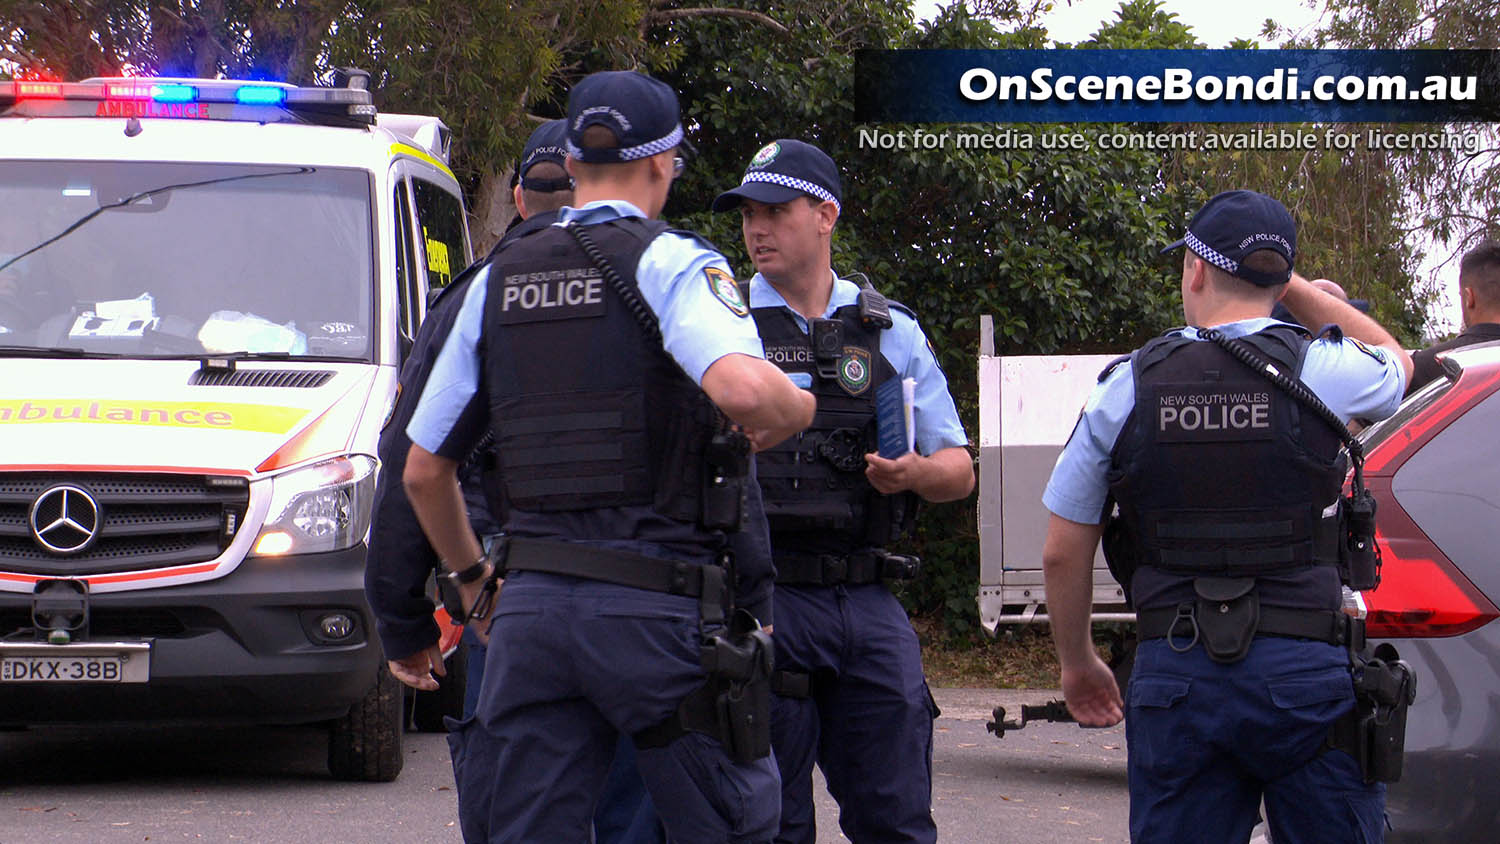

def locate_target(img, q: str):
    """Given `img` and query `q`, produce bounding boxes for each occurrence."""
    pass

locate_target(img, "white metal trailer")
[976,314,1133,633]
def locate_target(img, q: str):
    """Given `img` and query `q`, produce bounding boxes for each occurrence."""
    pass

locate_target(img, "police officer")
[371,118,668,844]
[1041,190,1412,842]
[366,119,570,710]
[1408,238,1500,394]
[403,71,814,842]
[711,139,974,844]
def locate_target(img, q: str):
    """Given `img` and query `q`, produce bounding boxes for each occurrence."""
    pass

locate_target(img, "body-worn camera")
[811,318,843,380]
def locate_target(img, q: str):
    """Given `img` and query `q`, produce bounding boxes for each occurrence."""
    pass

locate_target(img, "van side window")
[412,178,468,291]
[393,178,418,346]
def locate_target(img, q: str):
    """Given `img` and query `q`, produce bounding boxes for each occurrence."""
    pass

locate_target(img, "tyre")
[411,643,468,732]
[328,662,404,782]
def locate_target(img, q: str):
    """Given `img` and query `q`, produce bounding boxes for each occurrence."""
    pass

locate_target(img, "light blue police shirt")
[1042,318,1407,525]
[747,272,969,455]
[408,200,765,453]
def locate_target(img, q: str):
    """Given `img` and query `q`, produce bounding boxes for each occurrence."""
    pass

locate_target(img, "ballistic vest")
[751,297,918,555]
[480,217,725,549]
[1106,325,1345,595]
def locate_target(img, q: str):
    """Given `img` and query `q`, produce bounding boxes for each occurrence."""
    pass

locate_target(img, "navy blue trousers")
[462,626,664,844]
[592,737,667,844]
[447,572,779,843]
[1127,637,1385,843]
[770,584,938,844]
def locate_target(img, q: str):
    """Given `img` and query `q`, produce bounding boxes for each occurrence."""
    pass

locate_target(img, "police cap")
[518,119,570,192]
[711,139,842,213]
[1163,190,1297,287]
[565,71,683,164]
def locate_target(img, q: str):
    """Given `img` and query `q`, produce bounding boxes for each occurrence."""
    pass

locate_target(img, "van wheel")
[411,644,468,732]
[328,662,404,782]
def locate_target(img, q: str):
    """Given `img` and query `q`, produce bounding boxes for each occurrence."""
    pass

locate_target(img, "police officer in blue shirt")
[402,71,814,842]
[712,139,974,844]
[373,117,670,844]
[1041,190,1413,842]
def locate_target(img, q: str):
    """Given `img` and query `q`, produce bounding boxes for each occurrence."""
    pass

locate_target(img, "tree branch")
[0,43,42,69]
[646,7,789,34]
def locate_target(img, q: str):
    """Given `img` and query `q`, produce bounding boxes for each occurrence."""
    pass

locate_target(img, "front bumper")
[0,546,381,725]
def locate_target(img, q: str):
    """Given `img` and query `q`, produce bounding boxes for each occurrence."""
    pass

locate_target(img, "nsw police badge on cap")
[704,267,749,317]
[749,142,780,169]
[838,346,871,395]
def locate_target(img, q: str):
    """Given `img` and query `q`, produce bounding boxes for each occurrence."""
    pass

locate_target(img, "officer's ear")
[1183,252,1207,294]
[512,183,529,220]
[813,198,839,236]
[654,150,679,184]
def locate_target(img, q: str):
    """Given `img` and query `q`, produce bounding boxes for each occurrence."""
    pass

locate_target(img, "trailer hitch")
[986,700,1078,738]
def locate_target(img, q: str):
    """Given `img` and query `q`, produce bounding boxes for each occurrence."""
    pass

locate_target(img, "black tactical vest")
[751,297,918,554]
[1106,325,1345,587]
[480,217,726,549]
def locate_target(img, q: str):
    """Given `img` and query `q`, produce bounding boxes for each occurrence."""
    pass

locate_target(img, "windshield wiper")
[198,351,294,361]
[0,167,313,273]
[0,345,101,358]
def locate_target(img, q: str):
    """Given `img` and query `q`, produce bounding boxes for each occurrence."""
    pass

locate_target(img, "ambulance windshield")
[0,161,373,359]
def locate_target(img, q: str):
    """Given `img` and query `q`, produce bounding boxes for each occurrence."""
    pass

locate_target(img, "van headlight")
[252,455,378,556]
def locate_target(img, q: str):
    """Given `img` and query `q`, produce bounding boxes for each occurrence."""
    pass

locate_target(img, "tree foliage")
[1276,0,1500,310]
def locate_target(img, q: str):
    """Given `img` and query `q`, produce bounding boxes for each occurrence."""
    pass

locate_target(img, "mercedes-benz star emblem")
[29,485,101,555]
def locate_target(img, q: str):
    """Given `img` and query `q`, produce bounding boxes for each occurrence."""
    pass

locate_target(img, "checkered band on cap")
[1184,231,1238,274]
[740,170,841,211]
[566,124,684,163]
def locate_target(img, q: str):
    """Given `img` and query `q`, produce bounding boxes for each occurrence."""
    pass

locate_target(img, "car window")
[411,177,468,292]
[1358,374,1453,451]
[393,177,418,346]
[1391,387,1500,602]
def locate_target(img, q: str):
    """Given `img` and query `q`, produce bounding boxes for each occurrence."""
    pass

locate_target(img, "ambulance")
[0,70,472,780]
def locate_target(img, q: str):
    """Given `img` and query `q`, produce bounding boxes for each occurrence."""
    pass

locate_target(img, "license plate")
[0,643,150,683]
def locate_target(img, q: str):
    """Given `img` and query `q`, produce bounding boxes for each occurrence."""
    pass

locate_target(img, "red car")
[1358,339,1500,841]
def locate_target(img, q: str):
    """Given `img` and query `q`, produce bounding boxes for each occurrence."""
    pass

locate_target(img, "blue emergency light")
[235,85,287,106]
[151,84,198,103]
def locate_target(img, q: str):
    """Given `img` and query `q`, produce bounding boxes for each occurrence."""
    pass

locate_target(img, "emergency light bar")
[0,72,377,127]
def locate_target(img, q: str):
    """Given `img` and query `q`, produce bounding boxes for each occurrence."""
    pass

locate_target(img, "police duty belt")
[495,536,728,607]
[774,549,921,586]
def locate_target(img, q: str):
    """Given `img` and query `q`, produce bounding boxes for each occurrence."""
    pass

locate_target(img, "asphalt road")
[0,688,1131,843]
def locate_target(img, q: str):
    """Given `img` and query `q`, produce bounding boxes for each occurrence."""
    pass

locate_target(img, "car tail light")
[1360,362,1500,638]
[1362,477,1500,637]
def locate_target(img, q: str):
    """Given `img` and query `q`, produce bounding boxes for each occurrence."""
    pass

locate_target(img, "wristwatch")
[442,555,489,586]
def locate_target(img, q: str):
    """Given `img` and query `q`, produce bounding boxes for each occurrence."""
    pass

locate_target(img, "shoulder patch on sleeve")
[705,267,749,317]
[1348,337,1388,364]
